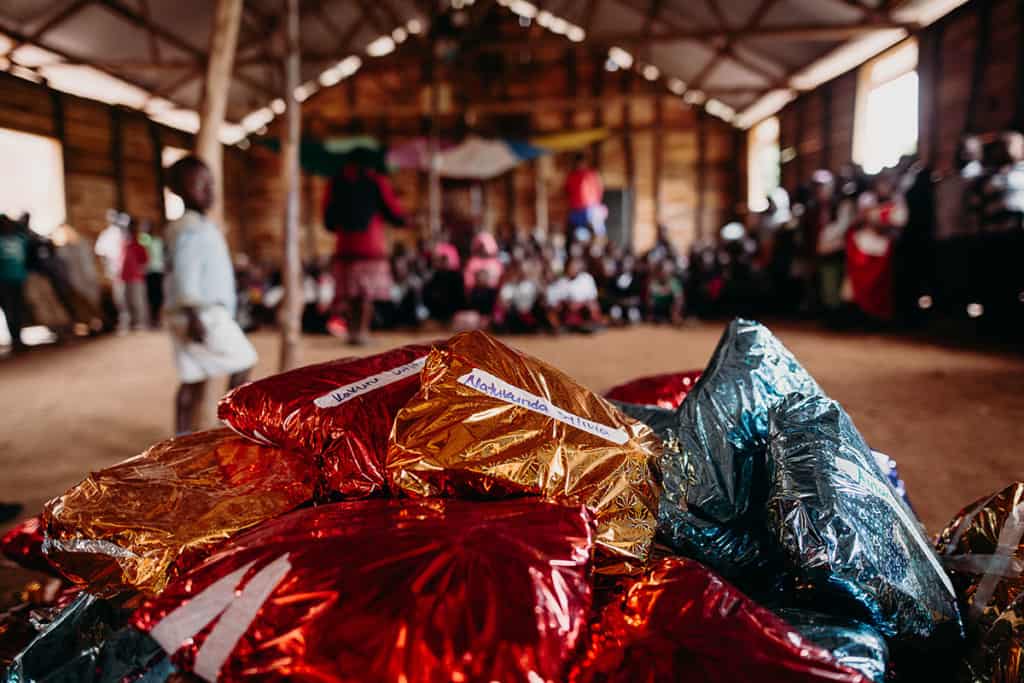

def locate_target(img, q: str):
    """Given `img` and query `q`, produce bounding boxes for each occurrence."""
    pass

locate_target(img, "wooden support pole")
[964,0,993,136]
[279,0,302,372]
[795,96,806,182]
[621,71,635,243]
[110,107,125,212]
[930,20,945,167]
[48,88,69,220]
[195,0,242,229]
[696,109,707,240]
[564,47,577,130]
[1017,0,1024,131]
[147,120,166,223]
[427,69,442,237]
[653,88,664,227]
[591,49,604,167]
[534,156,550,235]
[821,83,833,170]
[505,169,516,235]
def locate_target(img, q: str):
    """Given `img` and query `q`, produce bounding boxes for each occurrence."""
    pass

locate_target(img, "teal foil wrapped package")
[656,319,823,582]
[767,394,963,672]
[775,609,890,683]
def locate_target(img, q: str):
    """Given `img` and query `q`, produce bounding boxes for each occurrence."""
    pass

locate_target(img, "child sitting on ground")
[547,256,603,332]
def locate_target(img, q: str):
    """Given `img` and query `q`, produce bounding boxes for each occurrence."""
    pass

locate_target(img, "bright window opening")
[853,40,918,175]
[0,127,66,235]
[162,146,190,221]
[747,116,780,212]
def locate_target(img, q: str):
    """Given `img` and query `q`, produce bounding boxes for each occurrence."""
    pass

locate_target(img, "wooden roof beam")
[2,0,93,59]
[0,18,196,113]
[467,19,917,50]
[94,0,277,99]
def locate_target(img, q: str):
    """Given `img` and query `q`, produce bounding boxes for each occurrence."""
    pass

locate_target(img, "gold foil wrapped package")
[935,482,1024,681]
[387,330,662,573]
[43,429,315,595]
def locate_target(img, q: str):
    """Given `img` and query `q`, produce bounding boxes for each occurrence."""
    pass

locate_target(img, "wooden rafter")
[704,0,729,30]
[581,0,602,35]
[0,18,180,107]
[374,0,406,32]
[94,0,277,99]
[352,0,390,35]
[2,0,93,59]
[685,0,776,90]
[139,0,162,64]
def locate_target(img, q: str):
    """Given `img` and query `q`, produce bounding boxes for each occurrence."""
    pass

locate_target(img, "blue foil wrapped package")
[775,609,889,683]
[767,394,963,669]
[4,592,170,683]
[656,319,823,581]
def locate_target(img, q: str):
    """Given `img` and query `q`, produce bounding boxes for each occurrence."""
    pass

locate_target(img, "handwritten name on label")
[314,356,427,409]
[457,368,629,445]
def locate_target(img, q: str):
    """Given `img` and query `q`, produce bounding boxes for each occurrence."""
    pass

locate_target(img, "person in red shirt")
[565,152,607,242]
[323,151,406,345]
[121,218,149,331]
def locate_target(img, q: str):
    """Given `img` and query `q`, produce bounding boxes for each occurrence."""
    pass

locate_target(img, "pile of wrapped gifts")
[2,320,1021,681]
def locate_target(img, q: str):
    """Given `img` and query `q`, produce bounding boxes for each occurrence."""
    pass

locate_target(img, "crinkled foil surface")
[132,499,594,683]
[43,428,315,595]
[387,330,662,573]
[219,343,434,499]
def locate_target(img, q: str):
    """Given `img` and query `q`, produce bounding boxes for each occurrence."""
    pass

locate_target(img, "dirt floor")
[1,321,1022,537]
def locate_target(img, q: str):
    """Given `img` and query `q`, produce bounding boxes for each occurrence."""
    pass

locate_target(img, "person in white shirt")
[164,156,257,435]
[547,256,603,331]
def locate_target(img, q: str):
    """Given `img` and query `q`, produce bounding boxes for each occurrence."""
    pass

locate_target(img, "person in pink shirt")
[323,151,406,346]
[121,219,149,331]
[463,232,503,293]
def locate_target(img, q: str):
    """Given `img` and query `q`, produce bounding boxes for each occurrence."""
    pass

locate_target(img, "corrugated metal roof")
[0,0,967,137]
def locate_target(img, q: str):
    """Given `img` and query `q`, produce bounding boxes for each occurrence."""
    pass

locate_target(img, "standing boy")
[164,156,257,435]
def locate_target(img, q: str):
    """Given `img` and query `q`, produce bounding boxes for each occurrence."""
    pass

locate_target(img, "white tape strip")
[457,368,629,445]
[193,553,292,682]
[150,561,256,654]
[970,502,1024,623]
[313,356,427,409]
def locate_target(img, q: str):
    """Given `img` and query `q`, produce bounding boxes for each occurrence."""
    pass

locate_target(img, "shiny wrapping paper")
[935,482,1024,681]
[657,319,823,581]
[569,557,870,683]
[3,591,172,683]
[132,499,594,683]
[603,370,703,409]
[775,609,889,683]
[387,330,662,573]
[218,343,433,499]
[1,515,55,576]
[767,394,962,669]
[43,429,315,595]
[871,450,913,511]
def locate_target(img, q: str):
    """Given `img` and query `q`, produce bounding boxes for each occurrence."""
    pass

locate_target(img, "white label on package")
[457,368,629,445]
[314,356,426,409]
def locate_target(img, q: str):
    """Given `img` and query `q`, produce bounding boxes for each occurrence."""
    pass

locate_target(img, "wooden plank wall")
[777,0,1022,189]
[0,72,248,247]
[242,43,741,265]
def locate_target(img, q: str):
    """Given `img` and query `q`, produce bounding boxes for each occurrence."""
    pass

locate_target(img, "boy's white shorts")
[168,305,257,384]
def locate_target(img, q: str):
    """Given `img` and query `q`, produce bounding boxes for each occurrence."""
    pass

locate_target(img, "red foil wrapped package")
[132,499,594,683]
[1,515,55,575]
[604,370,703,409]
[43,429,315,595]
[571,558,870,683]
[387,331,662,574]
[218,343,434,498]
